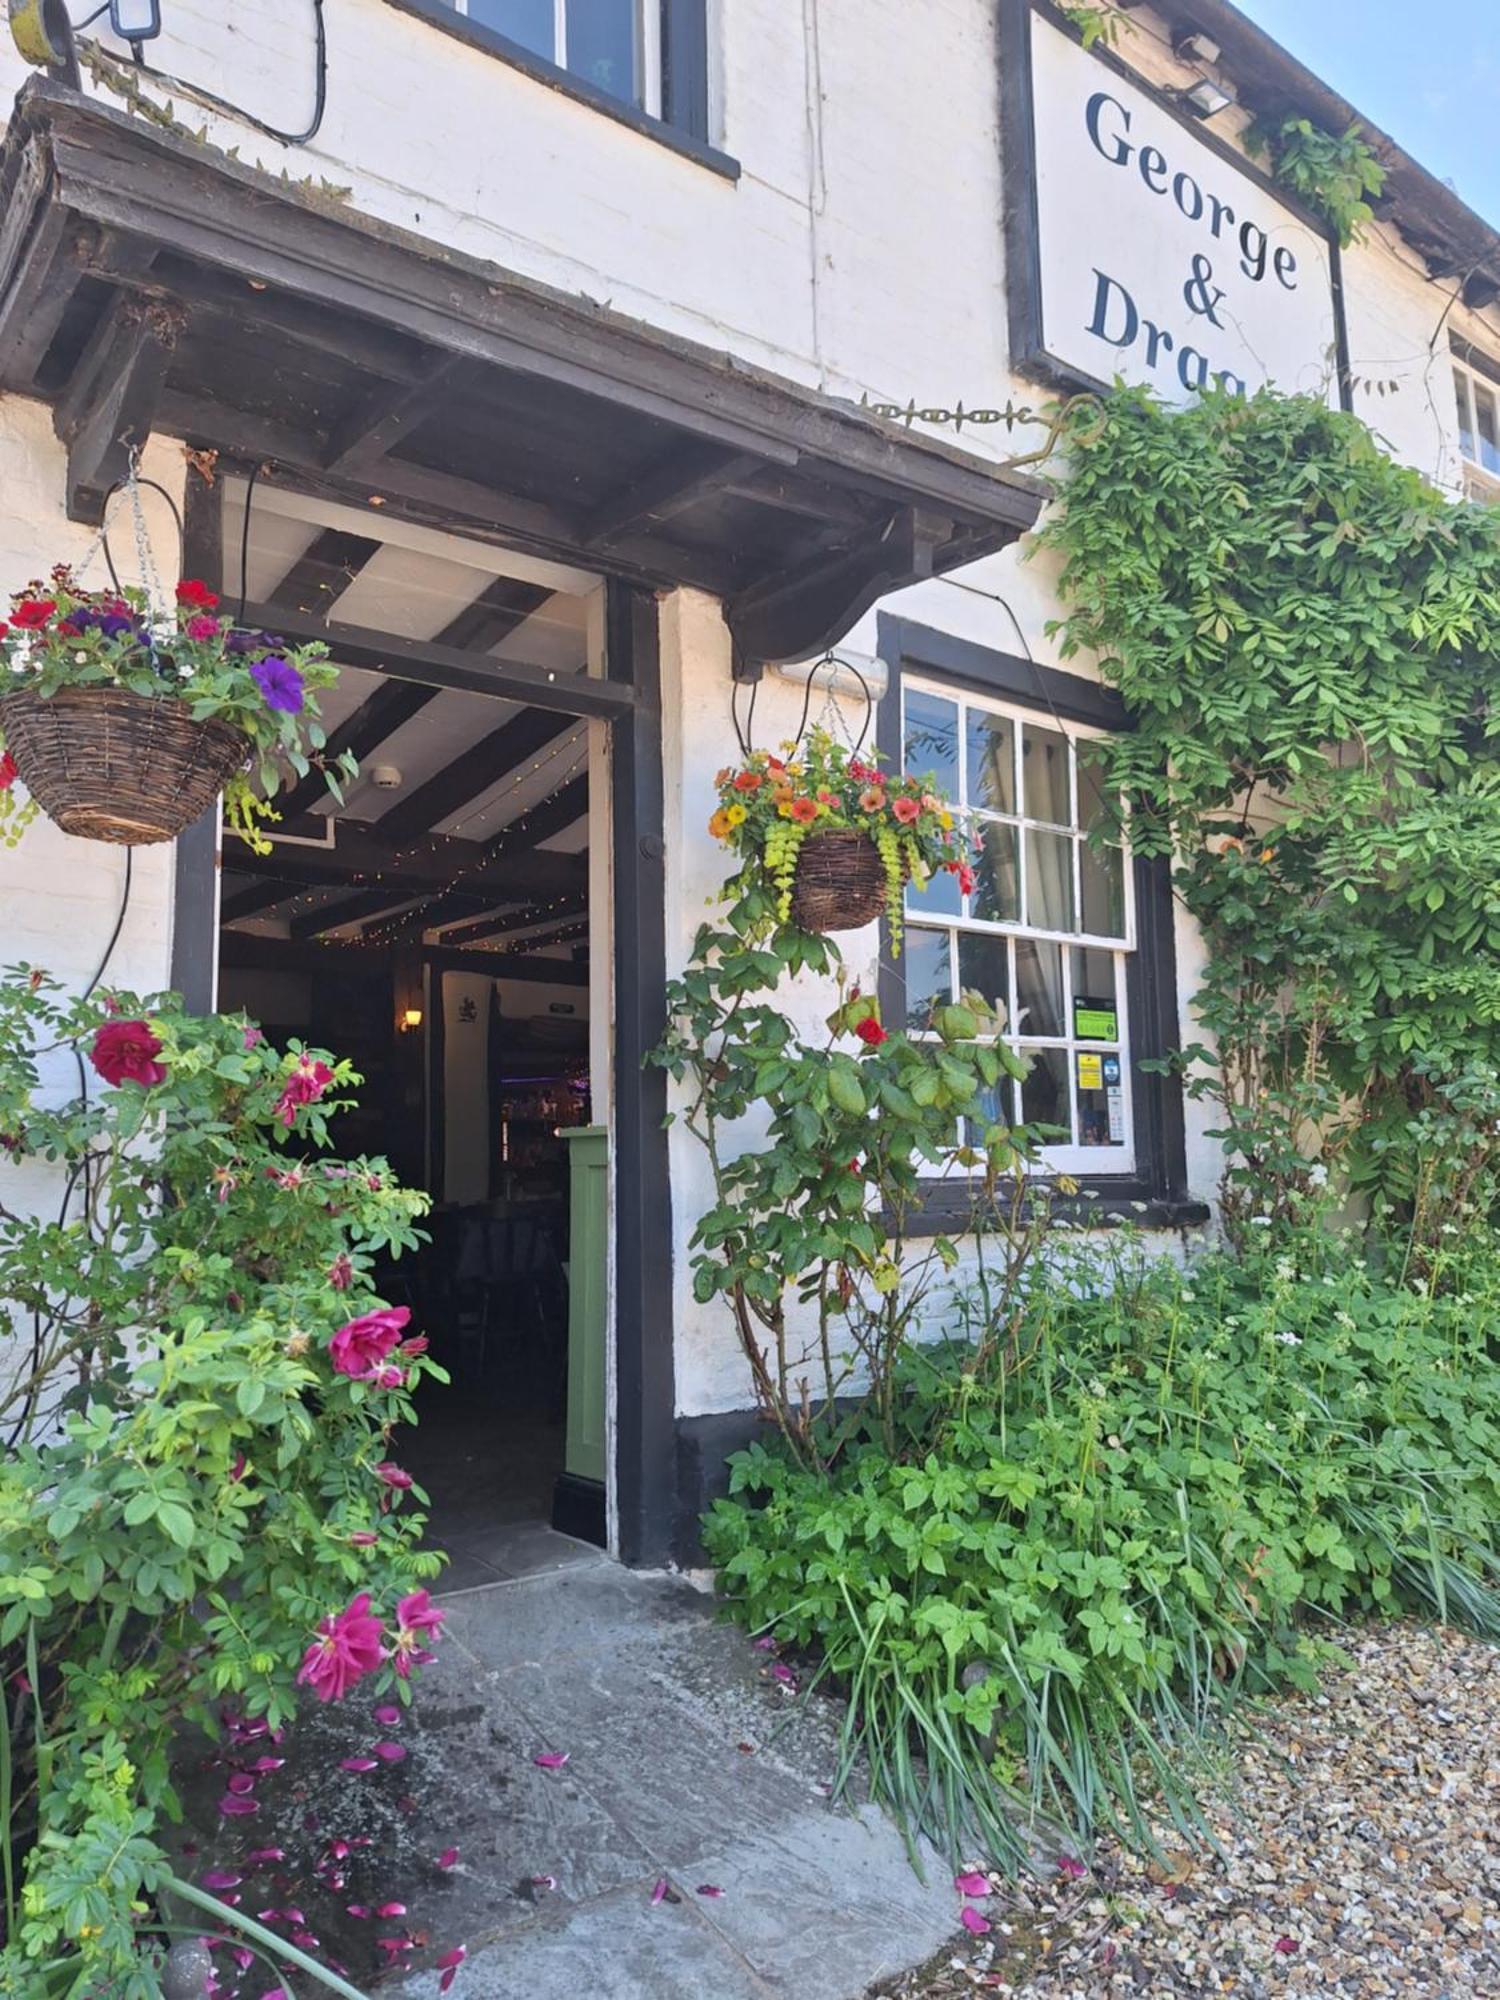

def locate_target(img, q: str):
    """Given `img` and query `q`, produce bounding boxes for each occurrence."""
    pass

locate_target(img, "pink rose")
[295,1594,385,1703]
[90,1019,167,1088]
[273,1053,334,1128]
[328,1306,410,1380]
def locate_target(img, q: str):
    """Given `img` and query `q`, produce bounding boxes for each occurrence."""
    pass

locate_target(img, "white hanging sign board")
[1011,6,1342,405]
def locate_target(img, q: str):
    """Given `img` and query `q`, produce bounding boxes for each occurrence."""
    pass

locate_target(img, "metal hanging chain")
[70,449,184,609]
[788,651,876,761]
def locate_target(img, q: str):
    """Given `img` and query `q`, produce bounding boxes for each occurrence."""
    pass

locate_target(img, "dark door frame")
[173,475,676,1568]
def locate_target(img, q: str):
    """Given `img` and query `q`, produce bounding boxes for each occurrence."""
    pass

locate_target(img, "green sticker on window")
[1073,999,1118,1041]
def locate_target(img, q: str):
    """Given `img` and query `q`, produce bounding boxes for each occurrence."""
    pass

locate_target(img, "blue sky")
[1237,0,1500,229]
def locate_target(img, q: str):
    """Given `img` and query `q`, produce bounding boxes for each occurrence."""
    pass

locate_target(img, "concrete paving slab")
[384,1880,778,2000]
[440,1558,710,1671]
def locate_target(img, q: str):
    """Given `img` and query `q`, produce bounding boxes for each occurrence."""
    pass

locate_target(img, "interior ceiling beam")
[484,772,588,859]
[220,878,293,923]
[265,526,383,619]
[485,916,590,954]
[53,290,178,523]
[218,927,590,987]
[234,601,636,722]
[222,818,588,899]
[276,676,438,820]
[435,890,589,949]
[580,443,767,550]
[287,886,423,941]
[377,707,576,845]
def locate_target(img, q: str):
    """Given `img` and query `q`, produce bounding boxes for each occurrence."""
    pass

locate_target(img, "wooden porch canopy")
[0,81,1046,668]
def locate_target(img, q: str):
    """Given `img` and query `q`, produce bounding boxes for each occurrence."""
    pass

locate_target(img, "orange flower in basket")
[733,770,764,792]
[859,787,886,812]
[891,796,921,825]
[785,797,819,825]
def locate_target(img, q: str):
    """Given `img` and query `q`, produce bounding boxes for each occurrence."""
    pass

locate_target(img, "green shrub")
[705,1232,1500,1869]
[0,969,441,1995]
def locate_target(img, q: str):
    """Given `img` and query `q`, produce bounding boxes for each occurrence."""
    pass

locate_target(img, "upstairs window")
[898,678,1136,1176]
[1453,356,1500,493]
[438,0,661,117]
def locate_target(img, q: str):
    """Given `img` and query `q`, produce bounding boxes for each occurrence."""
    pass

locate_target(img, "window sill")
[897,1181,1211,1239]
[384,0,741,182]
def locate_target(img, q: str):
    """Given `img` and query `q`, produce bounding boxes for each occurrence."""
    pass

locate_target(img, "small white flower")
[1276,1331,1301,1346]
[1248,1215,1272,1228]
[73,650,88,665]
[1307,1163,1328,1186]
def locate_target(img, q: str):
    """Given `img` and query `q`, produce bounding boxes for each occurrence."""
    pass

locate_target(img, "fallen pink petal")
[651,1878,669,1905]
[346,1904,370,1919]
[374,1703,402,1726]
[954,1871,990,1898]
[246,1848,285,1865]
[696,1884,724,1899]
[959,1906,992,1936]
[340,1756,379,1771]
[377,1900,408,1917]
[1273,1937,1301,1955]
[201,1870,242,1890]
[1057,1853,1088,1881]
[375,1740,408,1761]
[533,1752,569,1770]
[217,1795,258,1816]
[225,1772,256,1795]
[436,1847,460,1869]
[437,1944,467,1993]
[531,1874,558,1892]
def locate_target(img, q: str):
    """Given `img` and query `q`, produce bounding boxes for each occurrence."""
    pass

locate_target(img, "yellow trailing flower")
[725,802,748,827]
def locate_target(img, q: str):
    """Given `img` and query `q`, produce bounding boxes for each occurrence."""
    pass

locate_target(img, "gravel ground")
[871,1622,1500,1999]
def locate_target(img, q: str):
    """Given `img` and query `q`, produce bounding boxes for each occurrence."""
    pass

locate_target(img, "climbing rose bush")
[0,968,441,1994]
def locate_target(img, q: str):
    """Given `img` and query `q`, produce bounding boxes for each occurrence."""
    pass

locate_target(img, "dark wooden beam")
[157,389,327,470]
[288,886,423,941]
[266,526,382,618]
[234,602,636,721]
[580,443,765,549]
[427,944,588,985]
[53,292,179,522]
[435,890,589,948]
[433,574,554,652]
[217,926,589,986]
[376,707,575,843]
[485,772,588,857]
[221,818,589,898]
[322,356,461,475]
[726,505,950,670]
[351,887,513,943]
[277,678,438,820]
[221,878,295,923]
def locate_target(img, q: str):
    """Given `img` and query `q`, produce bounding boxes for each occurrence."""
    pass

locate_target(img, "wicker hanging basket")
[790,828,897,933]
[0,686,251,845]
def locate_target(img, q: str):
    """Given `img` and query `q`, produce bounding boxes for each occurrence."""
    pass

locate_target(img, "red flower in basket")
[90,1019,167,1089]
[891,796,922,825]
[11,599,55,630]
[176,579,220,609]
[0,751,16,793]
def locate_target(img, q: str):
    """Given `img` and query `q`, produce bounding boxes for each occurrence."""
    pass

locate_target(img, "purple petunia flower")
[71,608,141,641]
[250,654,305,715]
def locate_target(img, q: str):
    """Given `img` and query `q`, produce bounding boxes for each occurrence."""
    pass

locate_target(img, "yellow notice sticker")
[1076,1052,1104,1090]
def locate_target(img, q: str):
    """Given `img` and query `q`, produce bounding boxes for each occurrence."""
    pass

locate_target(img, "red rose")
[90,1019,167,1088]
[0,751,15,792]
[11,599,56,630]
[176,579,220,609]
[854,1017,888,1048]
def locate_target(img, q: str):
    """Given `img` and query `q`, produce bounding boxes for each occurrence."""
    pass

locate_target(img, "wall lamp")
[399,1007,425,1033]
[1184,78,1236,119]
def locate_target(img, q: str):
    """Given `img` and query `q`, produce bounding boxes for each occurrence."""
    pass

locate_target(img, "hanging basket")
[0,686,251,845]
[790,828,898,933]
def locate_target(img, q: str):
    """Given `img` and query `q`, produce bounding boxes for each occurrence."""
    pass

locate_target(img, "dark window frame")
[875,614,1206,1235]
[385,0,738,181]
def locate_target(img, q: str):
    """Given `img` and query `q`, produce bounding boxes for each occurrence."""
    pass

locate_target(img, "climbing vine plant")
[1246,116,1387,246]
[1039,386,1500,1255]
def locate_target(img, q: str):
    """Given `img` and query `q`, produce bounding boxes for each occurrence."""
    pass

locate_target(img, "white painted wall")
[2,1,1498,1422]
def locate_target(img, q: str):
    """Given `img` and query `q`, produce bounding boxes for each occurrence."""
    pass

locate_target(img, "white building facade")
[1,0,1497,1563]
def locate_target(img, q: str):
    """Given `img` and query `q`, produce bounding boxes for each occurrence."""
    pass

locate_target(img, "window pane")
[466,0,555,60]
[971,821,1019,923]
[1456,368,1477,462]
[1025,827,1075,932]
[566,0,639,103]
[904,690,959,797]
[1080,836,1126,937]
[1014,937,1063,1037]
[907,861,961,919]
[1477,381,1500,476]
[966,709,1015,814]
[1074,737,1115,836]
[1071,948,1119,1041]
[1077,1048,1126,1148]
[957,932,1009,1019]
[1019,1044,1071,1141]
[1022,725,1071,825]
[902,928,951,1032]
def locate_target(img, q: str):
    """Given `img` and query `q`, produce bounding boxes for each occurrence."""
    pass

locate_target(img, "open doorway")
[213,483,612,1583]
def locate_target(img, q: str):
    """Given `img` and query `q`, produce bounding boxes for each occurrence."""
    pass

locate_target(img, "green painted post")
[562,1125,609,1486]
